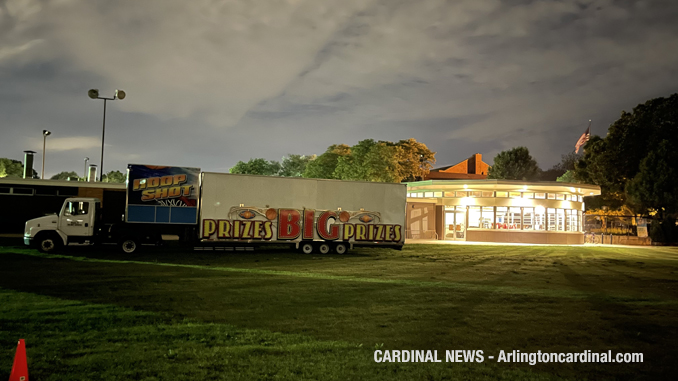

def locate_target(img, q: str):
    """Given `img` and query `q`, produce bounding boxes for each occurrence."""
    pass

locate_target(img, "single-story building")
[406,180,602,244]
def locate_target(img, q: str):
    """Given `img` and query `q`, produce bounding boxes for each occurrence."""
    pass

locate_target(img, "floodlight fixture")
[42,130,51,179]
[87,88,126,180]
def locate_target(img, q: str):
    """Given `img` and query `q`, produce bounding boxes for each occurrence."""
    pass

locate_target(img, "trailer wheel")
[119,237,140,254]
[36,233,62,253]
[334,243,347,255]
[300,242,314,254]
[318,243,331,254]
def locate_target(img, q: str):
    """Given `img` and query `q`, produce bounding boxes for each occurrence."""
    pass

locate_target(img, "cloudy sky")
[1,0,677,178]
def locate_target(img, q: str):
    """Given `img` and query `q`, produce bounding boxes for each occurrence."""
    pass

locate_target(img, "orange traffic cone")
[9,339,28,381]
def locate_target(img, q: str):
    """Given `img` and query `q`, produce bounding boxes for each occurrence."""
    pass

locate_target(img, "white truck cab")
[24,197,99,252]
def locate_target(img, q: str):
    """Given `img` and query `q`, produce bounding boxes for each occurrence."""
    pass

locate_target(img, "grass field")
[1,241,677,380]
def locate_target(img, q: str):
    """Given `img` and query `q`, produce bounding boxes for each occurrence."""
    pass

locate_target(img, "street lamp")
[88,88,126,181]
[84,157,89,180]
[42,130,51,179]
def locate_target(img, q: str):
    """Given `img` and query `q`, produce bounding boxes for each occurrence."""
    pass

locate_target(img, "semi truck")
[24,164,406,254]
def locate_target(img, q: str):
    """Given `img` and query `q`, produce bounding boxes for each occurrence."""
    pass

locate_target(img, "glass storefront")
[406,180,598,243]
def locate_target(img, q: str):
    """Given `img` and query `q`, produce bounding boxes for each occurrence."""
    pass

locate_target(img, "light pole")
[83,157,89,180]
[88,89,126,181]
[42,130,51,179]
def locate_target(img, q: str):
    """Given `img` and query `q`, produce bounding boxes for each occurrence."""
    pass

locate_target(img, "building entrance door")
[444,209,466,241]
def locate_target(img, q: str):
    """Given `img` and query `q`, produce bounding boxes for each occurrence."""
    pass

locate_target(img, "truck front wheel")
[36,233,62,253]
[119,237,140,254]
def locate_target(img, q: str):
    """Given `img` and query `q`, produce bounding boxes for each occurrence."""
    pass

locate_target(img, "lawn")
[1,242,677,380]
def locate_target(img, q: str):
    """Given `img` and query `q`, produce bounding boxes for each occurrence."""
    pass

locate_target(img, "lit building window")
[523,207,534,230]
[468,206,481,228]
[496,207,508,229]
[556,209,565,230]
[548,208,556,230]
[534,206,546,230]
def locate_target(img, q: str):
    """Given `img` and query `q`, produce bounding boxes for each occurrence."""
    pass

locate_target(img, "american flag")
[575,120,591,153]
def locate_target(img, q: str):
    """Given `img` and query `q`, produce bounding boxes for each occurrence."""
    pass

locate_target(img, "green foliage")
[102,170,126,183]
[0,158,24,178]
[230,158,281,176]
[303,144,351,179]
[487,147,540,180]
[626,140,678,216]
[393,138,436,182]
[304,139,435,182]
[576,93,678,213]
[279,154,316,177]
[556,170,577,183]
[335,139,401,182]
[51,171,80,181]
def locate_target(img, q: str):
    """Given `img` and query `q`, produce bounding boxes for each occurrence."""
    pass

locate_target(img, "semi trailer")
[24,164,406,254]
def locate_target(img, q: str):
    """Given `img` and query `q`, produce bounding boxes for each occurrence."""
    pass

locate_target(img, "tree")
[279,154,316,177]
[51,171,80,181]
[303,144,351,179]
[334,139,401,182]
[102,170,126,183]
[487,147,540,180]
[626,140,678,218]
[556,170,577,183]
[0,158,23,178]
[540,151,582,181]
[229,158,281,176]
[393,138,436,182]
[575,93,678,212]
[304,139,435,182]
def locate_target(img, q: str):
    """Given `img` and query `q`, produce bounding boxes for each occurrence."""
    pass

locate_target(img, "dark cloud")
[1,0,677,178]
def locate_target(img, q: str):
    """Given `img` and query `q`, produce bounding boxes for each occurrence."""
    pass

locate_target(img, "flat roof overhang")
[406,179,601,197]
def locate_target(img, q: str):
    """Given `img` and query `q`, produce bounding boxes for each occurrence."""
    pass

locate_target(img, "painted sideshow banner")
[126,164,200,224]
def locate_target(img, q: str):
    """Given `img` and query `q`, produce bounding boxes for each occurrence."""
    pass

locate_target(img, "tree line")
[0,160,126,183]
[229,138,436,183]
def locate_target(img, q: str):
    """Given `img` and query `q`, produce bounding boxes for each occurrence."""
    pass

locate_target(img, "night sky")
[1,0,677,178]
